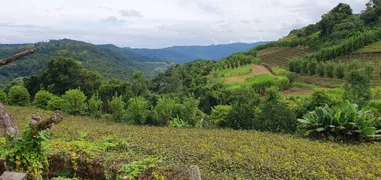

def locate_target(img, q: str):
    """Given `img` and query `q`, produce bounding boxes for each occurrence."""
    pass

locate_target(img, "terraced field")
[257,47,310,67]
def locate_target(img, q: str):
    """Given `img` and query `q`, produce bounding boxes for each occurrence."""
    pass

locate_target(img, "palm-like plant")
[298,101,380,141]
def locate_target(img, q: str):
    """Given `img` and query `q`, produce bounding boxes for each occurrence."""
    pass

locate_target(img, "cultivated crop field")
[3,105,381,179]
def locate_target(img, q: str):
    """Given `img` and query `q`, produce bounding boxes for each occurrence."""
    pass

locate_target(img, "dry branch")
[30,111,63,131]
[0,48,36,66]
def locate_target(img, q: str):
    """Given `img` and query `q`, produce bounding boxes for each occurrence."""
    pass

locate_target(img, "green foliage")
[334,63,345,79]
[343,68,372,107]
[255,103,297,133]
[225,103,256,130]
[47,96,65,111]
[0,89,7,104]
[324,62,335,78]
[88,94,103,118]
[151,97,178,126]
[24,57,102,97]
[5,124,50,179]
[208,105,233,128]
[177,96,204,126]
[32,90,54,109]
[8,85,30,106]
[242,74,290,91]
[98,79,132,113]
[307,60,318,75]
[125,96,149,125]
[298,101,381,141]
[62,89,88,115]
[308,90,335,110]
[169,115,190,128]
[109,95,126,122]
[117,157,162,180]
[317,62,325,77]
[367,100,381,117]
[212,65,252,78]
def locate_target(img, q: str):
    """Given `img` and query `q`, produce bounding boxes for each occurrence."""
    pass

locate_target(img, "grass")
[226,74,290,91]
[212,65,252,79]
[3,105,381,179]
[355,40,381,53]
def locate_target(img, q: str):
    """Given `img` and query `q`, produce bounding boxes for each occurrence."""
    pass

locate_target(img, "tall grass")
[226,74,290,91]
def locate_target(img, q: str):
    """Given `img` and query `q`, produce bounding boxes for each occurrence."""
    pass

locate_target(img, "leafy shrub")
[33,90,54,109]
[109,95,126,122]
[177,97,204,126]
[47,96,65,111]
[324,62,335,78]
[208,105,233,128]
[334,63,345,79]
[88,94,103,118]
[225,103,256,130]
[62,89,88,115]
[298,101,381,141]
[308,90,335,110]
[0,89,7,104]
[117,157,161,180]
[307,60,318,75]
[302,60,309,74]
[254,103,297,133]
[151,97,178,126]
[8,85,31,106]
[316,62,325,77]
[343,69,372,107]
[125,96,149,125]
[367,100,381,117]
[169,115,190,128]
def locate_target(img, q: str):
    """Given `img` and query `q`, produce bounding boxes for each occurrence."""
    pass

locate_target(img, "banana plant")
[298,101,381,141]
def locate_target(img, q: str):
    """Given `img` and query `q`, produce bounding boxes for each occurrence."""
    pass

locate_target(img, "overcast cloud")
[0,0,367,48]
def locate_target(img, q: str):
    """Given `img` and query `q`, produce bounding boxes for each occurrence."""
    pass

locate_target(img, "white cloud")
[0,0,368,48]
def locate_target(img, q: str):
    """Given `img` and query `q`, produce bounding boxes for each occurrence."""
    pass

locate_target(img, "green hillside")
[0,39,172,83]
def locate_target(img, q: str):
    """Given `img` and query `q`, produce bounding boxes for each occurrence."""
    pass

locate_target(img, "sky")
[0,0,368,48]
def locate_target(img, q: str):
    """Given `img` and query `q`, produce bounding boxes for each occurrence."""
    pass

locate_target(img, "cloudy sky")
[0,0,368,48]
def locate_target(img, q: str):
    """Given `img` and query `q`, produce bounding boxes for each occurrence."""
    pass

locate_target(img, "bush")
[62,89,87,115]
[324,62,335,78]
[298,101,381,141]
[307,60,318,75]
[308,90,335,110]
[88,94,103,118]
[208,105,233,128]
[8,85,30,106]
[254,103,297,133]
[334,63,345,79]
[0,89,7,104]
[33,90,54,109]
[343,69,372,107]
[178,97,204,126]
[225,103,256,130]
[317,62,325,77]
[47,96,65,111]
[125,96,149,125]
[151,97,178,126]
[109,95,126,122]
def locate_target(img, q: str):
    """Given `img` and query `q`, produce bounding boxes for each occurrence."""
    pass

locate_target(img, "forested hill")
[0,39,172,83]
[132,42,268,64]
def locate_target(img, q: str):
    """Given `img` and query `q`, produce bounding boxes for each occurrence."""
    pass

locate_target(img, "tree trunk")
[0,103,18,138]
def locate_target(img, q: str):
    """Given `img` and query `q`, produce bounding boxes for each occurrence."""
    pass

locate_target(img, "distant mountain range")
[131,42,268,64]
[0,39,267,83]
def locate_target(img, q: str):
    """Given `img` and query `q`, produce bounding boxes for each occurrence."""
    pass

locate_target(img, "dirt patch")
[224,64,273,84]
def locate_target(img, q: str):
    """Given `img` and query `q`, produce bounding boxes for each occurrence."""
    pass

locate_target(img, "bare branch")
[30,111,64,131]
[0,48,36,67]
